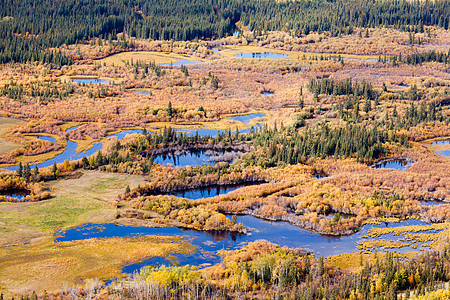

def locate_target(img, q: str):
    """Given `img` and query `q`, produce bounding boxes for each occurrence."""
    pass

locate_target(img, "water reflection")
[55,216,433,275]
[71,79,109,84]
[372,159,413,171]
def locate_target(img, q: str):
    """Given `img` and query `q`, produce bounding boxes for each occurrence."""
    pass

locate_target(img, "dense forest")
[1,0,449,64]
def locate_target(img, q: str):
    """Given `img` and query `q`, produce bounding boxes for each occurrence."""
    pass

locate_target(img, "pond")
[133,90,152,96]
[108,129,144,140]
[176,113,266,137]
[65,125,81,133]
[262,91,273,96]
[313,171,329,179]
[34,136,57,143]
[0,189,30,201]
[153,150,242,167]
[421,200,448,207]
[426,140,450,158]
[70,78,109,84]
[55,217,433,276]
[372,159,414,171]
[228,113,266,124]
[234,52,288,59]
[161,59,200,67]
[167,182,264,200]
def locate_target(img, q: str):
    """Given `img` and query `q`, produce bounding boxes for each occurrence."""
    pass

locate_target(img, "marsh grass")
[0,171,146,246]
[0,236,195,295]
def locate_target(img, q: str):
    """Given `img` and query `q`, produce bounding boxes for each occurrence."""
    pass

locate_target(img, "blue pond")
[421,200,447,207]
[372,159,413,171]
[161,59,200,67]
[0,189,30,201]
[34,136,56,143]
[234,52,288,59]
[108,129,144,140]
[153,150,240,167]
[55,217,431,275]
[65,125,81,133]
[71,79,109,84]
[176,113,266,137]
[228,113,266,124]
[427,140,450,157]
[169,182,260,200]
[133,90,151,96]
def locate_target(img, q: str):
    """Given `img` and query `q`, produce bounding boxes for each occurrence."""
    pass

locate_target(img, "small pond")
[176,113,266,137]
[34,136,56,143]
[426,140,450,158]
[71,78,109,84]
[228,113,266,124]
[65,125,81,133]
[55,217,433,276]
[234,52,288,59]
[313,171,329,179]
[261,91,273,96]
[153,150,242,167]
[0,189,30,201]
[372,159,414,171]
[133,90,151,96]
[161,59,200,67]
[108,129,144,140]
[421,200,448,207]
[167,182,263,200]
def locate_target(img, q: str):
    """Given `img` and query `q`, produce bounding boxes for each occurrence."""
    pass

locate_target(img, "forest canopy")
[0,0,449,64]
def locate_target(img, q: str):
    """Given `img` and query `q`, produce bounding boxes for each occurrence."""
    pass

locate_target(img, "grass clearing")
[0,236,195,295]
[0,117,24,155]
[0,170,147,246]
[327,251,416,273]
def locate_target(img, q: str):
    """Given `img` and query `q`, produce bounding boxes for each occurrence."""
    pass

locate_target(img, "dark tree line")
[252,123,398,167]
[0,0,449,65]
[307,78,376,100]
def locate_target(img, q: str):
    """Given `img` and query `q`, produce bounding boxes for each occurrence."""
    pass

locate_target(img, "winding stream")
[55,217,434,275]
[3,114,266,171]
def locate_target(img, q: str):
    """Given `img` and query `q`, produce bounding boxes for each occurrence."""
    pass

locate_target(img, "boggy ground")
[0,28,449,297]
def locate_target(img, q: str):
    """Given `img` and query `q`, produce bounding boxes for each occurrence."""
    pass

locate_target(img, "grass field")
[0,236,195,295]
[0,117,24,155]
[0,171,147,246]
[0,170,197,296]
